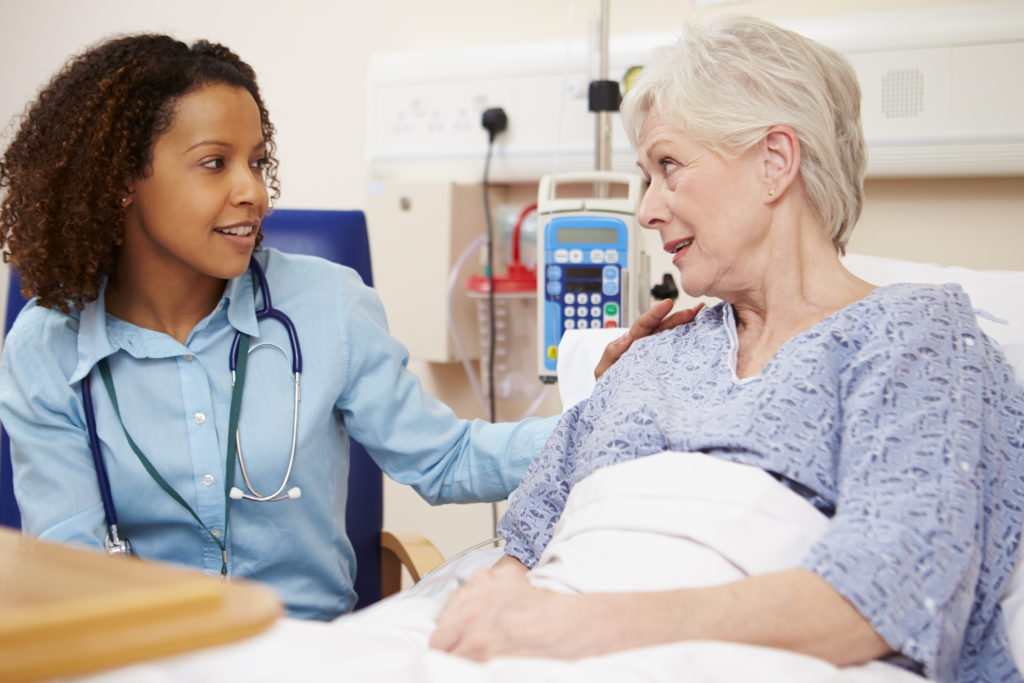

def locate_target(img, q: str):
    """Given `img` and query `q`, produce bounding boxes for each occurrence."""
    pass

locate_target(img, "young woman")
[0,34,579,621]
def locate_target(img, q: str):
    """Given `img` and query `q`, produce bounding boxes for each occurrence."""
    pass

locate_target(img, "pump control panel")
[537,172,646,383]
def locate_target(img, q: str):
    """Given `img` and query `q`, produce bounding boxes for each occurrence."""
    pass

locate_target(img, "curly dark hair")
[0,34,281,311]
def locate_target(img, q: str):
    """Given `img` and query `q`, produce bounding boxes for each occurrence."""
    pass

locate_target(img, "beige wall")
[1,0,1021,564]
[854,177,1024,270]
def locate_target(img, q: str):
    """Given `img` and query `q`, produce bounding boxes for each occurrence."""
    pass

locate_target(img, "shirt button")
[202,474,215,486]
[211,528,222,539]
[183,354,195,361]
[194,412,206,424]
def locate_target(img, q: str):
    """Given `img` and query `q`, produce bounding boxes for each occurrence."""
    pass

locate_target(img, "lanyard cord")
[96,332,251,578]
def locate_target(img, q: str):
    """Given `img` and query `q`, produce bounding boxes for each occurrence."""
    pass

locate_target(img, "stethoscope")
[229,256,303,503]
[82,257,302,561]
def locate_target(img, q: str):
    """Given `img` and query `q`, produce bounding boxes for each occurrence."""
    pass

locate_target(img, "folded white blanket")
[530,451,830,594]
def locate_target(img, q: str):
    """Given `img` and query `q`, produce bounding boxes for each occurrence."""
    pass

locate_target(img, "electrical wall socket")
[367,2,1024,182]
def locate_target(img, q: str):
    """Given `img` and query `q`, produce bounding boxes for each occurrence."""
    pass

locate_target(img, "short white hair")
[621,16,866,253]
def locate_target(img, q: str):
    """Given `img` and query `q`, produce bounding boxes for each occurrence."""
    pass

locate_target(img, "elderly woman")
[430,16,1024,683]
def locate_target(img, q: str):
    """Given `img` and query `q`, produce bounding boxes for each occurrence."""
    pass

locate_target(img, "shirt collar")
[225,259,260,338]
[68,264,262,384]
[69,286,117,384]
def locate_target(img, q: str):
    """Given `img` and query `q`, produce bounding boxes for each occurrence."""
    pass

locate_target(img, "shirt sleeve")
[0,309,108,547]
[497,400,590,567]
[800,288,1004,681]
[330,268,557,505]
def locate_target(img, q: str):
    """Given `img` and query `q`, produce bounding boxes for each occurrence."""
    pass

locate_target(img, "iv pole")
[591,0,618,198]
[595,0,613,177]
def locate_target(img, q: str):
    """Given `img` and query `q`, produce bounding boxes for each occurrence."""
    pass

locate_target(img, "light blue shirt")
[500,284,1024,683]
[0,248,556,619]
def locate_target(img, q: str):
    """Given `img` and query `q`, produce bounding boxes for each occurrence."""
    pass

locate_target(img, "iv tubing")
[447,235,489,414]
[446,235,554,421]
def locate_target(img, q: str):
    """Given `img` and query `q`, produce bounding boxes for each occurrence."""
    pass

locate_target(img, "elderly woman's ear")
[762,125,802,202]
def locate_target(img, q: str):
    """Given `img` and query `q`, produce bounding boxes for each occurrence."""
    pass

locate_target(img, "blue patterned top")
[499,284,1024,683]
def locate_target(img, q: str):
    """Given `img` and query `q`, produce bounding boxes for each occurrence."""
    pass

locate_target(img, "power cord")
[480,107,507,425]
[481,107,508,543]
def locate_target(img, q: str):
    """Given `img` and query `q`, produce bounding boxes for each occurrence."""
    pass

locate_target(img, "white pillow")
[556,328,623,410]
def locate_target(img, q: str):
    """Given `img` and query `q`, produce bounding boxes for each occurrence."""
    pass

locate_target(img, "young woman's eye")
[200,157,225,170]
[251,157,270,171]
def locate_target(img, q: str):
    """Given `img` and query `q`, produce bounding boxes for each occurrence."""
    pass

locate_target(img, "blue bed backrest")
[1,267,27,529]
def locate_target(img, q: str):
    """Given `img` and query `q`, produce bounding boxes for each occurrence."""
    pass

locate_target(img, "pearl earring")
[768,189,776,197]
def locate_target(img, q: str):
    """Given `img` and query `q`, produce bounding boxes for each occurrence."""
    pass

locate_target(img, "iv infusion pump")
[537,171,648,383]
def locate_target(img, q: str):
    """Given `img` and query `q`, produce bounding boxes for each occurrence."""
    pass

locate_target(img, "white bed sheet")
[77,454,926,683]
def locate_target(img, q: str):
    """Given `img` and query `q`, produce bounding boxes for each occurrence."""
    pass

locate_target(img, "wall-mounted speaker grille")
[881,68,925,118]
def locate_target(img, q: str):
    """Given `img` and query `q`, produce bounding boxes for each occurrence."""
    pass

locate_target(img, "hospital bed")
[12,253,1024,682]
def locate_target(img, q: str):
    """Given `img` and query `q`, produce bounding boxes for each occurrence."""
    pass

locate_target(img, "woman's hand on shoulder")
[594,299,704,380]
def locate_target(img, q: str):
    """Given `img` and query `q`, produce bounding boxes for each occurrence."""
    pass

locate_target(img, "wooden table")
[0,528,281,681]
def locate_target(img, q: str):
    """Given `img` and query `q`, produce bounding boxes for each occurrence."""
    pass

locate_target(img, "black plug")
[651,273,679,301]
[481,107,508,142]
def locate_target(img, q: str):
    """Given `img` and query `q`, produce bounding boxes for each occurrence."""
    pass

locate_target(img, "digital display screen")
[566,267,603,279]
[557,227,618,244]
[566,281,601,293]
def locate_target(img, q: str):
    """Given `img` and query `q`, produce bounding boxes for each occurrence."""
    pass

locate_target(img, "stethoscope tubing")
[228,257,303,502]
[231,256,302,374]
[81,374,119,528]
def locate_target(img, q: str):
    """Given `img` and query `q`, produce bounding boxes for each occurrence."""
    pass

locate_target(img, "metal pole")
[594,0,612,196]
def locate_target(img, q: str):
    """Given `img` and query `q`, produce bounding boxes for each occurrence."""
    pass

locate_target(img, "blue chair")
[1,268,26,531]
[0,209,441,608]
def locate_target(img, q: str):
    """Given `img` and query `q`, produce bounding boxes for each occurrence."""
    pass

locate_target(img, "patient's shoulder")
[840,282,979,344]
[870,281,974,313]
[833,283,1018,389]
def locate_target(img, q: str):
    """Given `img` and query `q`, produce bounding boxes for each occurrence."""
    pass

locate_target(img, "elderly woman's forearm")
[591,568,892,666]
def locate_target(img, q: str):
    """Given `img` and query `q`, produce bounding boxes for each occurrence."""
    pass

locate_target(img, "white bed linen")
[77,453,925,683]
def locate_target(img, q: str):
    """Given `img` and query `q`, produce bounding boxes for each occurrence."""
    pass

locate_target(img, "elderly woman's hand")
[429,558,617,661]
[430,562,893,665]
[594,299,704,379]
